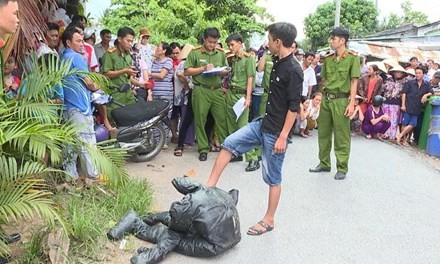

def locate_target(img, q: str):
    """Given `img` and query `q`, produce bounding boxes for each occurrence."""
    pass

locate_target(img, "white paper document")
[201,66,228,75]
[233,97,246,121]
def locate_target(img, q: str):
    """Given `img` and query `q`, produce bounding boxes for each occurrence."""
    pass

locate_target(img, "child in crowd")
[350,95,365,136]
[304,92,322,135]
[362,95,391,141]
[4,55,20,99]
[298,99,311,138]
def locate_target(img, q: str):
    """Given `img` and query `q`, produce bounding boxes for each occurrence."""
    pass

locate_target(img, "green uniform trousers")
[226,91,258,162]
[255,91,268,158]
[317,97,351,173]
[192,86,228,153]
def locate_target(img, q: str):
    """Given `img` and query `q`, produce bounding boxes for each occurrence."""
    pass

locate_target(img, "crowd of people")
[2,10,440,180]
[2,0,440,249]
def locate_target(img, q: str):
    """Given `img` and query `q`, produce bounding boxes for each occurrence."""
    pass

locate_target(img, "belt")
[197,84,220,90]
[324,91,349,99]
[230,89,246,94]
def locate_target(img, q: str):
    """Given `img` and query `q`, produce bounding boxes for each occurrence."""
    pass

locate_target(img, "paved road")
[126,135,440,263]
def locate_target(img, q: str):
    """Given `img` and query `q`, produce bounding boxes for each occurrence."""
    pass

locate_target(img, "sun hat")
[367,61,387,73]
[177,44,195,60]
[84,27,96,39]
[382,58,400,69]
[389,65,407,74]
[139,28,150,38]
[406,68,416,76]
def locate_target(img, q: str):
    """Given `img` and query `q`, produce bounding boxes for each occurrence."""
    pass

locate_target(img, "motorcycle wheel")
[131,123,166,162]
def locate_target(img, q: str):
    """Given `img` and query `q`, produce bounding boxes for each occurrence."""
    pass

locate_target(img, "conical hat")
[178,44,195,60]
[389,65,407,74]
[382,58,400,68]
[367,61,387,73]
[406,68,416,76]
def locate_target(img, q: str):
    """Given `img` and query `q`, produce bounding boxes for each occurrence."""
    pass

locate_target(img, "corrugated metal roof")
[349,41,440,63]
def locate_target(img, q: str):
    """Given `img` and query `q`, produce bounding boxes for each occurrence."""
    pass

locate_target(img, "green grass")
[18,228,49,264]
[19,179,153,262]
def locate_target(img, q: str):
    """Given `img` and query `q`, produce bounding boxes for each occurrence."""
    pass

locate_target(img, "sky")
[86,0,440,40]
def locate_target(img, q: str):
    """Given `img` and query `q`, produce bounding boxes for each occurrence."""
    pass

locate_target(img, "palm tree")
[0,54,129,257]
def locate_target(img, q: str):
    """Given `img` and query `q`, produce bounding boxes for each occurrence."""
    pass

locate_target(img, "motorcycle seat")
[111,100,170,127]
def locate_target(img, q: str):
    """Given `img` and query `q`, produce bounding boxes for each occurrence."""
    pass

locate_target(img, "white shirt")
[93,42,113,67]
[302,66,317,97]
[36,42,58,58]
[174,60,193,105]
[307,103,320,120]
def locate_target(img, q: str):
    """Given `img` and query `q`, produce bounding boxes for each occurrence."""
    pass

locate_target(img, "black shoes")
[0,233,20,245]
[198,152,208,161]
[309,165,331,173]
[334,171,346,180]
[0,254,12,264]
[245,160,260,172]
[0,233,20,264]
[230,155,243,162]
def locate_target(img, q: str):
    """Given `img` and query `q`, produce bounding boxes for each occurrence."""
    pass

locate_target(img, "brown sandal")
[174,146,183,156]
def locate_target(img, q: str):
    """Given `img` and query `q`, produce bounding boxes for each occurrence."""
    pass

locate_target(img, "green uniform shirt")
[185,46,227,87]
[101,48,132,90]
[321,49,361,93]
[230,51,256,91]
[261,53,273,90]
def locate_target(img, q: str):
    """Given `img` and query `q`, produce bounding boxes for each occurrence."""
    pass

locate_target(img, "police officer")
[309,27,361,180]
[184,27,229,161]
[101,27,137,115]
[225,33,259,171]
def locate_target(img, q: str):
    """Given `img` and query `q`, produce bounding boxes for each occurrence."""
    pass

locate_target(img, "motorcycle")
[92,84,172,162]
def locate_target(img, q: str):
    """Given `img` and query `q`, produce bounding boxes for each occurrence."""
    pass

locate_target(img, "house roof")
[350,40,440,63]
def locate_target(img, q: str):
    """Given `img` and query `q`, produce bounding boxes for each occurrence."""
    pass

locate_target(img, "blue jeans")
[402,112,418,127]
[62,108,98,179]
[222,119,290,186]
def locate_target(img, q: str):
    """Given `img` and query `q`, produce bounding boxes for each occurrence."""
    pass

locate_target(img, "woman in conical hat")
[381,64,408,140]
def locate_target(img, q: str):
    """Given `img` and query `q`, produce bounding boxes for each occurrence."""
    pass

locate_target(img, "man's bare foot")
[396,134,402,145]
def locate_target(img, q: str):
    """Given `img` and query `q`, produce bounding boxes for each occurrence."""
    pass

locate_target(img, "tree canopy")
[379,0,429,31]
[101,0,273,45]
[304,0,378,50]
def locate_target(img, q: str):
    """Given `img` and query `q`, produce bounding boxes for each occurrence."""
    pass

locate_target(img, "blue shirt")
[19,78,64,101]
[61,48,92,115]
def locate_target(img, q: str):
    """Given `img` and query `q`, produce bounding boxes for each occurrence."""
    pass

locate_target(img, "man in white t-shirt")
[301,51,317,99]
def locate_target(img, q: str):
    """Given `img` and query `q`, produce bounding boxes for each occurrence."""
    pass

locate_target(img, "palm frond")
[85,141,130,188]
[0,157,66,257]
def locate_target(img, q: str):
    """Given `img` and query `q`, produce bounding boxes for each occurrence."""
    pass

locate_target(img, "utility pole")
[335,0,341,27]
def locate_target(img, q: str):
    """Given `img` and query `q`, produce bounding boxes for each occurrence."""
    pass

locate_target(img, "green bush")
[56,179,153,259]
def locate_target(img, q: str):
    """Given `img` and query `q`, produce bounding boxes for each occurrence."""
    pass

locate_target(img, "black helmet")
[372,95,385,107]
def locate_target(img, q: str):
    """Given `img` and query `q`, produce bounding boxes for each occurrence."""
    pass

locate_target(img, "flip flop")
[174,147,183,157]
[247,220,274,236]
[210,146,221,152]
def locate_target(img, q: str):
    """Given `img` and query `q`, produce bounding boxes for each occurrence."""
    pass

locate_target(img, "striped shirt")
[151,57,173,97]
